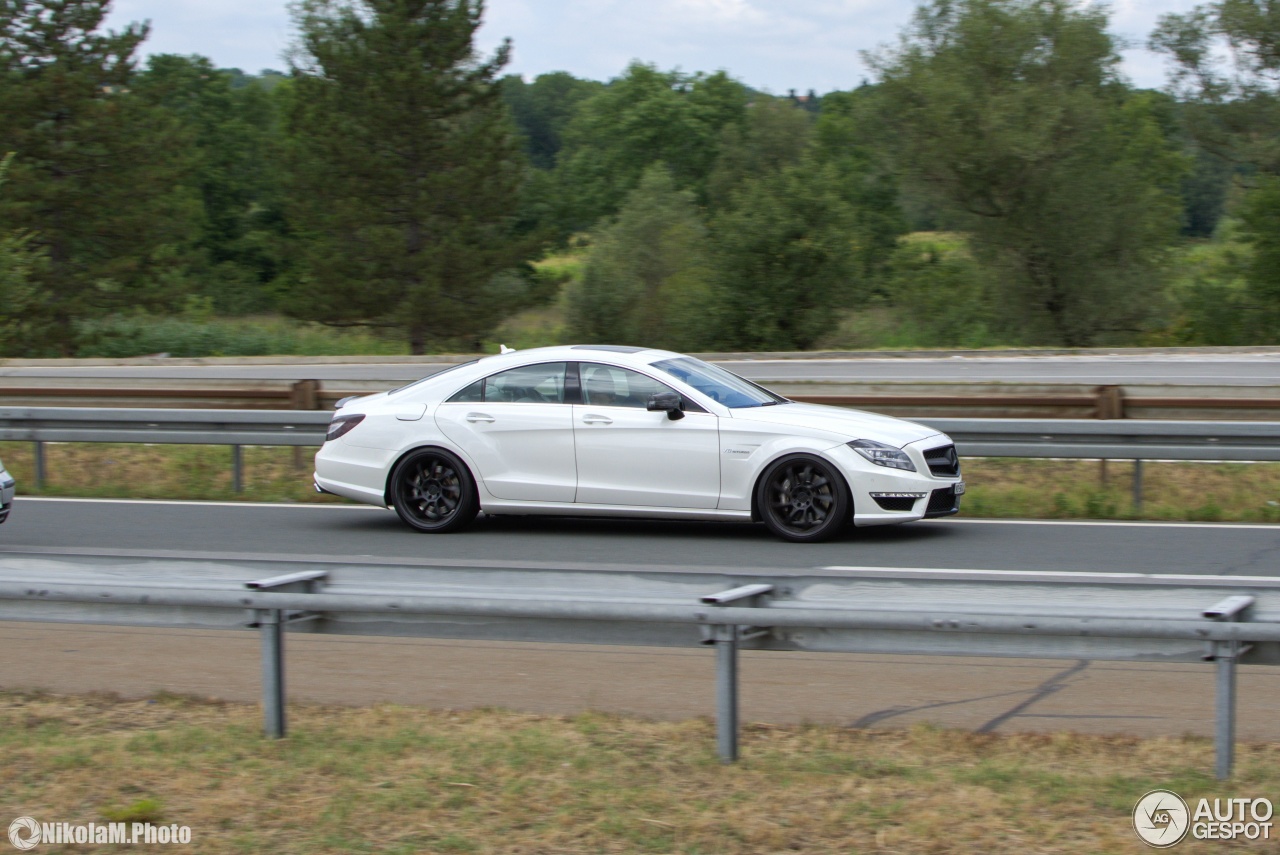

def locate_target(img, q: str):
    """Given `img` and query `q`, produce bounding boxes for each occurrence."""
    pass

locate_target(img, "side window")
[481,362,567,404]
[580,364,679,409]
[448,380,484,403]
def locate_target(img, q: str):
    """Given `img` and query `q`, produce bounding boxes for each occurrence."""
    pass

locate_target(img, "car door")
[572,362,720,508]
[434,362,576,502]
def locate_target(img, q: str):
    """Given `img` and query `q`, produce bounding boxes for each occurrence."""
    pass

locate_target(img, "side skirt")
[480,500,753,522]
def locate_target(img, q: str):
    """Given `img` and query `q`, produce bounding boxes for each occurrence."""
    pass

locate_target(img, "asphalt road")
[5,497,1280,577]
[2,352,1280,385]
[4,500,1279,743]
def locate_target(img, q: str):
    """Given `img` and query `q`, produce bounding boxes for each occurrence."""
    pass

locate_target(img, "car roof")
[476,345,684,369]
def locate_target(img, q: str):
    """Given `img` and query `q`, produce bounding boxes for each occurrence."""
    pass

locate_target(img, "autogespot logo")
[8,818,39,851]
[1133,790,1191,848]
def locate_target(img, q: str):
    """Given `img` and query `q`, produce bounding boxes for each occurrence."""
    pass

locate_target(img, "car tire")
[755,454,851,543]
[390,448,480,533]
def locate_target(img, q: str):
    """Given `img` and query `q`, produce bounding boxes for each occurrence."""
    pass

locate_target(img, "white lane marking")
[936,518,1280,531]
[18,497,387,510]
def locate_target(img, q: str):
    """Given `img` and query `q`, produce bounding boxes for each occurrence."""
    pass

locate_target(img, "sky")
[104,0,1202,94]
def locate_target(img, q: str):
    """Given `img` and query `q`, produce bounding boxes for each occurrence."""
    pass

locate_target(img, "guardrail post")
[1215,643,1238,781]
[1203,596,1255,780]
[712,624,738,762]
[33,441,46,489]
[231,445,243,493]
[290,381,321,471]
[245,571,328,739]
[1132,460,1144,514]
[700,584,774,764]
[1095,385,1124,420]
[258,607,286,738]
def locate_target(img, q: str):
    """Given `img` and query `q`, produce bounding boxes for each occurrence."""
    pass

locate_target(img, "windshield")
[650,357,788,409]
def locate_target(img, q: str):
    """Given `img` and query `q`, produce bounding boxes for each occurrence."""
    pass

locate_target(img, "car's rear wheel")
[756,454,850,543]
[390,449,479,533]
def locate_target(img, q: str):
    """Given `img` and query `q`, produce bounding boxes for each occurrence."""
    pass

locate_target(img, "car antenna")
[499,344,516,354]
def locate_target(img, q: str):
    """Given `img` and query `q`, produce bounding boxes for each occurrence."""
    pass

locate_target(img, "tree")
[501,71,603,170]
[708,160,865,350]
[553,63,749,232]
[281,0,542,354]
[0,0,199,353]
[1151,1,1280,174]
[1152,2,1280,331]
[567,164,714,351]
[0,154,44,354]
[134,56,290,314]
[869,0,1187,346]
[706,95,813,209]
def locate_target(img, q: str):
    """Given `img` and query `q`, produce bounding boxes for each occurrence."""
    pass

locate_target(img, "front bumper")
[923,484,962,518]
[826,438,963,526]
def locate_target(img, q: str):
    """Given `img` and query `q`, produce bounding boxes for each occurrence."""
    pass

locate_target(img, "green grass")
[3,690,1274,854]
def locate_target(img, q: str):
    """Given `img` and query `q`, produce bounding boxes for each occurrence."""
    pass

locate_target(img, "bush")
[72,313,407,357]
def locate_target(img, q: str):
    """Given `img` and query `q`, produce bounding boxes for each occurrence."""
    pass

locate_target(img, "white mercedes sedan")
[313,345,964,542]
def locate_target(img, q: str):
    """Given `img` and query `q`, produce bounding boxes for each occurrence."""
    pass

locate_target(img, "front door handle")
[465,413,496,423]
[581,415,613,425]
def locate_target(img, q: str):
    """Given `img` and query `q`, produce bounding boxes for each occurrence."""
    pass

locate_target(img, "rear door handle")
[465,413,496,423]
[581,415,613,425]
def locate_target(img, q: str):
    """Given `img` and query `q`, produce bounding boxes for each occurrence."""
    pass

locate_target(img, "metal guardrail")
[4,379,1280,420]
[2,407,1278,500]
[0,406,330,445]
[926,418,1280,462]
[0,551,1277,777]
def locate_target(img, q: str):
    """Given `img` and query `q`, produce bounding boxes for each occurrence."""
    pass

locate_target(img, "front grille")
[925,486,960,518]
[924,444,960,478]
[873,495,918,512]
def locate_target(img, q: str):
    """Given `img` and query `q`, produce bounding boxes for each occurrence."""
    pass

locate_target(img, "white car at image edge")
[0,456,13,525]
[313,345,964,542]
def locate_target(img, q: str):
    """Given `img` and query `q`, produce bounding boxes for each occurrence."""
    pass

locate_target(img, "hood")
[728,402,943,448]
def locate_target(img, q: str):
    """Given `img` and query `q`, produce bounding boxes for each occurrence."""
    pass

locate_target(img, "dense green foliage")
[567,165,714,351]
[869,0,1187,346]
[0,155,44,353]
[0,0,199,354]
[3,0,1280,356]
[133,55,290,315]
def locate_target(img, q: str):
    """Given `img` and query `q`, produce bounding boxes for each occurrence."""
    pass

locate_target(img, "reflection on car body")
[313,345,964,542]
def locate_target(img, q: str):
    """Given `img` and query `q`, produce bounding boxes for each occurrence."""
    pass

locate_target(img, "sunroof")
[570,345,648,353]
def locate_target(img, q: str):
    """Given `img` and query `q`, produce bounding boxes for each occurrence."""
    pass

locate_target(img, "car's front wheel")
[390,449,479,533]
[756,454,851,543]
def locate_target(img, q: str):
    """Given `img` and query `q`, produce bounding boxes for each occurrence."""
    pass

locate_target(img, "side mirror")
[646,391,685,420]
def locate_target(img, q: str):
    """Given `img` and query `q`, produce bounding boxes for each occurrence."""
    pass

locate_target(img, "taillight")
[326,414,365,442]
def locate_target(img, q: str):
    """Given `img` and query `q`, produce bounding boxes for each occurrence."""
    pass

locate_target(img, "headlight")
[848,439,916,471]
[326,414,365,442]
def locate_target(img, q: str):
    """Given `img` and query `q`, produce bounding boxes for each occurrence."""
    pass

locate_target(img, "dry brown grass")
[2,690,1276,854]
[0,442,339,504]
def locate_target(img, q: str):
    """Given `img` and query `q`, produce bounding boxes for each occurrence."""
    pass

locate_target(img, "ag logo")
[1133,790,1190,847]
[8,817,40,851]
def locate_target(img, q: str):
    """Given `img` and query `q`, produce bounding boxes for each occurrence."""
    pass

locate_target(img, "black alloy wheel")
[390,449,479,533]
[756,454,851,543]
